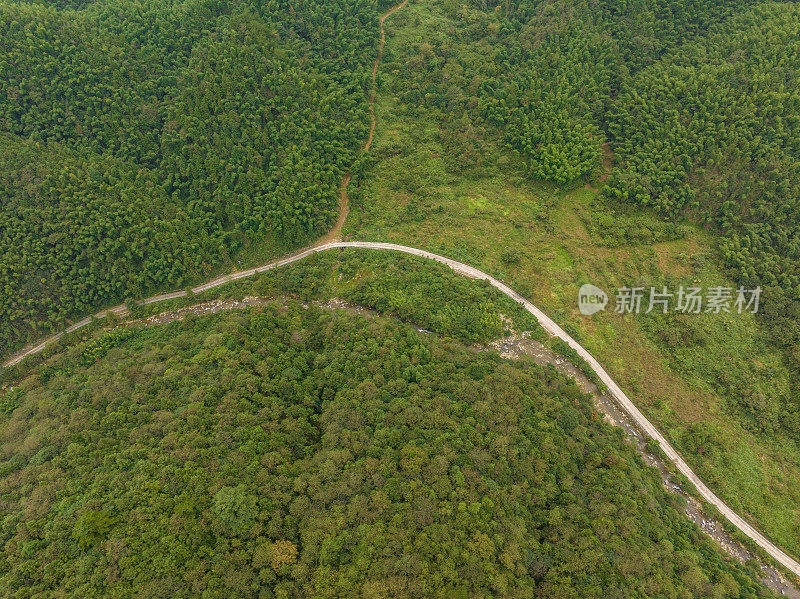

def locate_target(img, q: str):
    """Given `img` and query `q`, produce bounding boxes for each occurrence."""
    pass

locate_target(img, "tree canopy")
[0,304,773,597]
[0,0,378,356]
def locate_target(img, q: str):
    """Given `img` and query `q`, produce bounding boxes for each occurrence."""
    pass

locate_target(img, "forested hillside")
[0,305,774,597]
[0,0,376,355]
[342,0,800,561]
[605,3,800,388]
[3,0,800,591]
[478,0,764,183]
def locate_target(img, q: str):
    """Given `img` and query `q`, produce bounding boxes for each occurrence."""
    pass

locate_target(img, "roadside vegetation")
[0,293,773,596]
[345,0,800,556]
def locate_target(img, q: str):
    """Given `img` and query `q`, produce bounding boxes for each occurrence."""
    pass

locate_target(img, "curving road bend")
[4,239,800,580]
[2,0,799,584]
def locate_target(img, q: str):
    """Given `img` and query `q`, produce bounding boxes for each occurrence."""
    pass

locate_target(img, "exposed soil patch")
[136,297,271,327]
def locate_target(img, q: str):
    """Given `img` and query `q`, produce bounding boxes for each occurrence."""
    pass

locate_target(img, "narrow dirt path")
[317,0,408,245]
[584,142,614,192]
[316,173,352,246]
[4,0,800,585]
[365,0,408,153]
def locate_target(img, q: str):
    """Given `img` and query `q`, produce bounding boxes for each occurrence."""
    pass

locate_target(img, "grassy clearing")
[345,0,800,556]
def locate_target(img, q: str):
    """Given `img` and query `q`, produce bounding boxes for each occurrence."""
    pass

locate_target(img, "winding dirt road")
[317,0,407,245]
[3,0,800,586]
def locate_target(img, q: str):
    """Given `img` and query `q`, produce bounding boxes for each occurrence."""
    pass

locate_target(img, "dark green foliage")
[0,307,772,596]
[73,510,116,550]
[480,29,609,184]
[338,253,524,343]
[213,485,258,537]
[0,387,20,416]
[475,0,760,185]
[77,326,135,366]
[0,0,377,355]
[603,2,800,402]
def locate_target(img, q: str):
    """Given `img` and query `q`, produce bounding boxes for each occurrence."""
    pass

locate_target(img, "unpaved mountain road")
[5,240,800,582]
[3,0,800,587]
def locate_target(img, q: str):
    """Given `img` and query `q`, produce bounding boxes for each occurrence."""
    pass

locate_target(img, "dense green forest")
[3,0,800,592]
[0,0,377,355]
[0,305,774,597]
[477,0,765,183]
